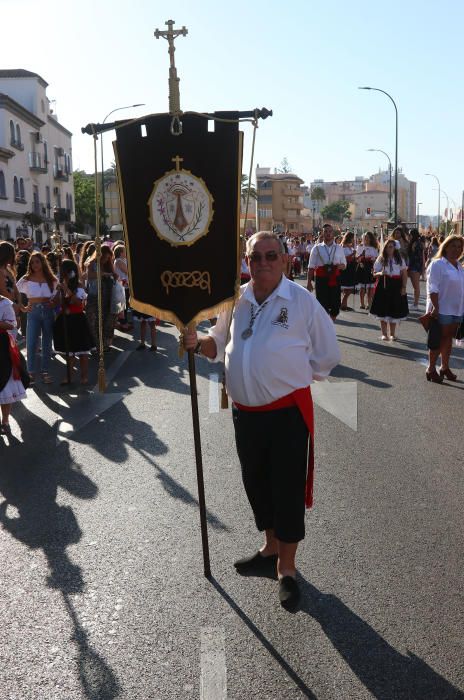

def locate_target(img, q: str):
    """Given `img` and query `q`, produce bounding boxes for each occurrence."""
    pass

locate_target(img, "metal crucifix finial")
[155,19,188,126]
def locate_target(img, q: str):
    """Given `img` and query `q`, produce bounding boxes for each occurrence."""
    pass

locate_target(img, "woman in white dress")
[0,295,28,434]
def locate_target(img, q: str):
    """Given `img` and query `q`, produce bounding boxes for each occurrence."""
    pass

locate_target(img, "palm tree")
[241,174,257,204]
[310,186,326,205]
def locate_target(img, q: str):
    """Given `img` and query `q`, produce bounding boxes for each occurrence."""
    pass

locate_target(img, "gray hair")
[246,231,285,255]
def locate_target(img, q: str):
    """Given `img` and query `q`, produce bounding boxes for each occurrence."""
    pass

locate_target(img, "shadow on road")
[298,577,464,700]
[209,576,317,699]
[331,363,392,388]
[209,574,463,699]
[0,404,121,699]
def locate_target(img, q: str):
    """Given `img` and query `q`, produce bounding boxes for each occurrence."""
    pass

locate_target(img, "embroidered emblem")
[148,156,214,247]
[272,306,289,329]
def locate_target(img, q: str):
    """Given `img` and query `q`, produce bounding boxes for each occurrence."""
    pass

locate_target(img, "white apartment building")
[0,69,74,244]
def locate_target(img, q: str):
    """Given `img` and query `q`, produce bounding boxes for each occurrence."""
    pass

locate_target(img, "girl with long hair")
[370,238,409,341]
[79,241,95,285]
[113,244,130,331]
[407,228,425,309]
[339,231,356,311]
[16,252,58,385]
[0,241,21,311]
[355,232,378,309]
[53,259,94,385]
[85,246,117,352]
[0,293,28,434]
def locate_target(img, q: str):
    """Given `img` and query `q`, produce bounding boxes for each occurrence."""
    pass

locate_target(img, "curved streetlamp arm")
[367,148,391,168]
[359,87,398,224]
[103,103,145,124]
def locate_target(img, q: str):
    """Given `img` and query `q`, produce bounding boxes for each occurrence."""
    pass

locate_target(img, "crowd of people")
[278,224,464,379]
[0,236,158,434]
[1,225,463,438]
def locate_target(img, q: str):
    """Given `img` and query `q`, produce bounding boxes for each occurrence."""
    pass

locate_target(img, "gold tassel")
[98,362,106,392]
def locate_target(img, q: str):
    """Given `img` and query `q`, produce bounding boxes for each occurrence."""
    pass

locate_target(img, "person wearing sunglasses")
[181,231,340,611]
[306,223,346,320]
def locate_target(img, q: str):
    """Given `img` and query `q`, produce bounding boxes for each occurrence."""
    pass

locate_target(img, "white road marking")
[200,627,227,700]
[311,380,358,431]
[209,373,220,413]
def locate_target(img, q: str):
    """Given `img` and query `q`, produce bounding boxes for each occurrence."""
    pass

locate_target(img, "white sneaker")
[380,335,388,341]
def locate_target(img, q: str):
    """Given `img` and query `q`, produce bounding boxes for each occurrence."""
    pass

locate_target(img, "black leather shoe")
[279,576,300,611]
[234,551,277,575]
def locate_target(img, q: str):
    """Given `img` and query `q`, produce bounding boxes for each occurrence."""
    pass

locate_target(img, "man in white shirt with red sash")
[307,223,346,321]
[182,232,340,610]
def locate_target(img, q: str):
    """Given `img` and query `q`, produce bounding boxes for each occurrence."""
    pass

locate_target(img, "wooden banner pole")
[186,326,211,578]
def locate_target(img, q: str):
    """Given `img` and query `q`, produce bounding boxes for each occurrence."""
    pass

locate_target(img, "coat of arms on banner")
[148,156,214,246]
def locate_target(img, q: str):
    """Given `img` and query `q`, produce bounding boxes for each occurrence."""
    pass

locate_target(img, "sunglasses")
[249,251,280,263]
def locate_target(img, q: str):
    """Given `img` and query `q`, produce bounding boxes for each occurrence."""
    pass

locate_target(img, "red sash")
[67,304,84,314]
[234,387,315,509]
[314,265,340,288]
[0,330,21,380]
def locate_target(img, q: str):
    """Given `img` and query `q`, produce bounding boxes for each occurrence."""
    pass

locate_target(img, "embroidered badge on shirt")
[272,306,289,329]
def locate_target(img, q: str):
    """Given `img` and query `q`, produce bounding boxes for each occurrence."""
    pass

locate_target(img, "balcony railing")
[29,152,48,172]
[282,187,303,197]
[283,199,304,210]
[53,165,69,181]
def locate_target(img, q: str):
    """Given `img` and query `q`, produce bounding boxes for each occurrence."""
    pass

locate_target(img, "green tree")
[73,170,96,233]
[320,200,352,223]
[241,174,257,204]
[277,157,292,174]
[310,186,326,204]
[23,211,43,229]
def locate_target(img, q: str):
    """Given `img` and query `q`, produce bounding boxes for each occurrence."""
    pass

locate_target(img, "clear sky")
[4,0,463,219]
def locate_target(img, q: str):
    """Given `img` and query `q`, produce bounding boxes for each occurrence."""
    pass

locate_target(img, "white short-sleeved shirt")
[356,245,378,261]
[373,257,407,277]
[426,258,464,316]
[74,287,87,302]
[343,246,355,258]
[16,277,57,298]
[308,243,346,269]
[208,275,341,407]
[0,297,18,339]
[114,258,129,284]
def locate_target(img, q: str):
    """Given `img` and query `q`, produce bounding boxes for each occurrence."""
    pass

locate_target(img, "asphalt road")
[0,281,463,700]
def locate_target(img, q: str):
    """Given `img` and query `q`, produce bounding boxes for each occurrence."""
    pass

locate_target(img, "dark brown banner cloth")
[114,111,243,328]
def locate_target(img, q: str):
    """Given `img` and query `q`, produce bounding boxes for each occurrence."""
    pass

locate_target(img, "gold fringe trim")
[130,295,237,331]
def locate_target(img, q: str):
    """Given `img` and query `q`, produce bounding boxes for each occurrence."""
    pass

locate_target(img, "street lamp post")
[367,148,392,219]
[359,87,398,225]
[441,189,450,234]
[416,202,422,230]
[425,174,441,234]
[101,103,145,235]
[462,190,464,237]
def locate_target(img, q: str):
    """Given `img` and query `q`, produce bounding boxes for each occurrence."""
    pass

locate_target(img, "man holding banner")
[183,231,340,610]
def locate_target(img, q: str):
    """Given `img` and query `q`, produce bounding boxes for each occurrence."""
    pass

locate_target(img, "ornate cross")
[154,19,188,115]
[172,155,183,171]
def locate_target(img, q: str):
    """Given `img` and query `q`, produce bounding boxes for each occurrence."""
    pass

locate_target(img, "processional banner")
[114,112,243,328]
